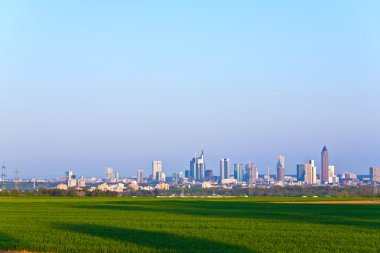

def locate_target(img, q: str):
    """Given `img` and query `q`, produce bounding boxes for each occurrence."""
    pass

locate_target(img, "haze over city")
[1,1,379,178]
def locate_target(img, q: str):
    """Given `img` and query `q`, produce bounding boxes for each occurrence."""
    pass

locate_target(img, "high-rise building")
[152,161,162,181]
[156,171,166,182]
[277,155,285,182]
[245,162,258,183]
[78,176,86,187]
[370,167,380,182]
[328,165,336,184]
[190,150,206,181]
[220,158,230,181]
[65,170,77,188]
[321,146,329,184]
[137,169,144,184]
[234,164,244,182]
[105,167,117,181]
[297,164,305,182]
[171,172,179,184]
[307,160,317,185]
[297,160,317,184]
[205,170,213,181]
[66,170,74,180]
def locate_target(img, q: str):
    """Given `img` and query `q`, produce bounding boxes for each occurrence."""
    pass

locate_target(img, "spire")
[322,145,328,152]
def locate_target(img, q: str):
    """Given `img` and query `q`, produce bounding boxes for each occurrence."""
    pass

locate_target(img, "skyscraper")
[245,161,258,183]
[321,146,329,184]
[156,171,166,182]
[66,170,74,180]
[234,164,244,182]
[370,167,380,182]
[297,160,317,184]
[152,161,162,181]
[204,170,213,181]
[328,165,336,184]
[277,155,285,182]
[105,167,117,181]
[190,150,206,181]
[137,169,143,184]
[220,158,230,181]
[66,170,77,187]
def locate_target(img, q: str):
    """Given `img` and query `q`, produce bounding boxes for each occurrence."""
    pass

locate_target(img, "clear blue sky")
[1,1,379,178]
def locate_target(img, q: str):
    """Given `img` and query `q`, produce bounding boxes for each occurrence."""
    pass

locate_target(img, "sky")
[0,1,379,178]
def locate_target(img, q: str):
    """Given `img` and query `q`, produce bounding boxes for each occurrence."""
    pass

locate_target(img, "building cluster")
[49,146,380,193]
[1,145,378,193]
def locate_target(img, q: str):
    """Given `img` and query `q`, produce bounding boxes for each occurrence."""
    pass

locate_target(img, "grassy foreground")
[0,197,379,253]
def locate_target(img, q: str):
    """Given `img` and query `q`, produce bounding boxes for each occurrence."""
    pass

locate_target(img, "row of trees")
[0,186,378,197]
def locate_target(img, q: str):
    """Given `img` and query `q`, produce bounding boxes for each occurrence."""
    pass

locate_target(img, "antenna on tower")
[1,161,6,191]
[14,168,20,191]
[267,166,270,185]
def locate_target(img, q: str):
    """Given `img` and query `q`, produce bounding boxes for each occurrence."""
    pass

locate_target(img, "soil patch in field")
[275,200,380,204]
[0,251,34,253]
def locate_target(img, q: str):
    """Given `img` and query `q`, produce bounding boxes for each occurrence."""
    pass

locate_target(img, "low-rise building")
[156,183,170,190]
[128,181,139,191]
[56,184,68,190]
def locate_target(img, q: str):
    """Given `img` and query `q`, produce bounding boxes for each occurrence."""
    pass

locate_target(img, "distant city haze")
[1,1,379,178]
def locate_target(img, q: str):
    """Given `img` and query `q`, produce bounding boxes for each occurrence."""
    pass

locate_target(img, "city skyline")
[0,145,378,179]
[0,2,379,253]
[1,1,379,177]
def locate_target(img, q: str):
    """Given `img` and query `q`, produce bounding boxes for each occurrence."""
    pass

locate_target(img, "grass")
[0,197,379,252]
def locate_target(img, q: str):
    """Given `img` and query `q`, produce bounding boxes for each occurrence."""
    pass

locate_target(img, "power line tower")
[14,168,20,191]
[374,182,378,198]
[1,161,6,191]
[249,183,253,197]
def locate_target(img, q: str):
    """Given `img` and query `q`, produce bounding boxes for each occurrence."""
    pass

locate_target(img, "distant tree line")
[0,186,377,198]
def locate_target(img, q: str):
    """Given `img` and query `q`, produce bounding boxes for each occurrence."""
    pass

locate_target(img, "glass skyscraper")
[220,158,230,181]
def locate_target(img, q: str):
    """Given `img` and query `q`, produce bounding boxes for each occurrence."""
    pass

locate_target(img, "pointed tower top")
[322,145,328,152]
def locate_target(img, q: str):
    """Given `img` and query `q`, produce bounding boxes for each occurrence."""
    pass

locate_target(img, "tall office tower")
[171,172,179,184]
[78,176,86,187]
[370,167,380,182]
[66,170,77,187]
[308,160,317,184]
[328,165,335,183]
[276,155,285,182]
[220,158,230,181]
[105,167,116,181]
[321,146,329,184]
[297,160,317,184]
[152,161,162,181]
[245,162,258,183]
[205,170,213,181]
[296,164,305,182]
[190,150,206,181]
[137,169,144,184]
[156,171,166,182]
[66,170,74,180]
[234,164,244,182]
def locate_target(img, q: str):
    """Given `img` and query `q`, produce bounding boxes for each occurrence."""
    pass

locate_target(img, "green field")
[0,198,379,253]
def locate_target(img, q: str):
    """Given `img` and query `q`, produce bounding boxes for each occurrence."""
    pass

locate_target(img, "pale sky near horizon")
[1,1,379,178]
